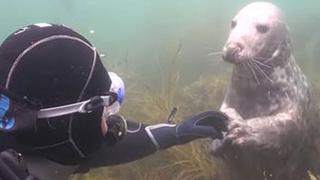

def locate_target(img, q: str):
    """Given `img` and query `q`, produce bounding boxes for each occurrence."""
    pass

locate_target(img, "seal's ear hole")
[231,20,237,29]
[256,24,269,34]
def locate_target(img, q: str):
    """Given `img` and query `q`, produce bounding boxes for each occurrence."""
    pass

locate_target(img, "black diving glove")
[0,149,39,180]
[145,111,228,150]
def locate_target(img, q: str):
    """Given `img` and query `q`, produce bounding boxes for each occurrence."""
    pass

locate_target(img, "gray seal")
[212,2,319,180]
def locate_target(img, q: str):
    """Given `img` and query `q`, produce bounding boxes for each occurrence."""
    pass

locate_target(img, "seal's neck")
[267,39,291,68]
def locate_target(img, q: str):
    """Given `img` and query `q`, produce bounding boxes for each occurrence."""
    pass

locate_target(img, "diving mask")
[103,72,125,116]
[0,72,125,134]
[38,72,125,119]
[0,71,126,147]
[101,72,126,138]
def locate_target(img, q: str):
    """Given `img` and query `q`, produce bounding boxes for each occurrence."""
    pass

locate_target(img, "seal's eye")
[256,24,269,34]
[231,20,237,29]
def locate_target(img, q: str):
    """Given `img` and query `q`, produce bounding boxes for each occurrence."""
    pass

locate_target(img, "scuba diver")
[0,23,228,180]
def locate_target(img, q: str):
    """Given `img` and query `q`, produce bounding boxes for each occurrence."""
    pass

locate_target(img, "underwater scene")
[1,0,320,179]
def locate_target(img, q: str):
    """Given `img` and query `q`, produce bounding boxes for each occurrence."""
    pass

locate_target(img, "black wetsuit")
[0,23,180,166]
[0,23,112,165]
[84,120,172,168]
[0,23,227,179]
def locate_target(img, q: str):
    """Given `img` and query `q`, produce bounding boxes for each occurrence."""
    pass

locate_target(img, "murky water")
[0,0,319,179]
[1,0,319,82]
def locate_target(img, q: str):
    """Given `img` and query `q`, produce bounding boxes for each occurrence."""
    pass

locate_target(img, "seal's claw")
[227,117,245,130]
[210,140,223,156]
[232,135,258,147]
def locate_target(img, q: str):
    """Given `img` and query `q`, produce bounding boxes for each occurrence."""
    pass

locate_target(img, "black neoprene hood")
[0,23,112,164]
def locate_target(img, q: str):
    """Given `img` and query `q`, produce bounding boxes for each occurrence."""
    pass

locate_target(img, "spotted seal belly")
[211,2,320,180]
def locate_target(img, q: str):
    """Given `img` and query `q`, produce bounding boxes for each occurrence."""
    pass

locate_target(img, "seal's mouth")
[222,49,240,64]
[222,43,245,64]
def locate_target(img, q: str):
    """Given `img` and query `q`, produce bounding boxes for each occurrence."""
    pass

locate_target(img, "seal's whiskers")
[208,51,223,56]
[252,58,272,69]
[251,59,274,83]
[254,56,272,61]
[246,61,260,85]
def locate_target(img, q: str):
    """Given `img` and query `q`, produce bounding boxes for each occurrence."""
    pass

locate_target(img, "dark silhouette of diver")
[0,23,228,179]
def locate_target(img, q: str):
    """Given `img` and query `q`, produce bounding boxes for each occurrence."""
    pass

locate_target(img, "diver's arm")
[83,121,155,168]
[84,111,227,168]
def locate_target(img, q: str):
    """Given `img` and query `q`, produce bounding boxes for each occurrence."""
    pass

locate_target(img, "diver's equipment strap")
[38,93,117,119]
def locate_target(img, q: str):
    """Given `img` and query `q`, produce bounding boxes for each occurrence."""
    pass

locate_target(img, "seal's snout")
[222,42,244,64]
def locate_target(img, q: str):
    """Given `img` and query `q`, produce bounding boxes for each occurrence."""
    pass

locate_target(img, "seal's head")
[223,2,289,65]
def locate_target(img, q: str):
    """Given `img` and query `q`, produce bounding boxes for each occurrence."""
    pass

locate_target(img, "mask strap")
[37,92,117,119]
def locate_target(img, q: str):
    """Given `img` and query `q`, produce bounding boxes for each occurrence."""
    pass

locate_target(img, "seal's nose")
[222,42,244,63]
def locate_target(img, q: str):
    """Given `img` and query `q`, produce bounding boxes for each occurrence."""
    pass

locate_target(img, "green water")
[1,0,319,83]
[1,0,320,179]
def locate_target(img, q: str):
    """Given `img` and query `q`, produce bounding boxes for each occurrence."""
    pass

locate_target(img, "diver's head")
[0,23,125,159]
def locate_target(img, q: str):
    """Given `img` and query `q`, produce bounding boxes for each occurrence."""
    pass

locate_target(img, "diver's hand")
[176,111,228,144]
[145,111,228,150]
[104,114,127,146]
[0,149,39,180]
